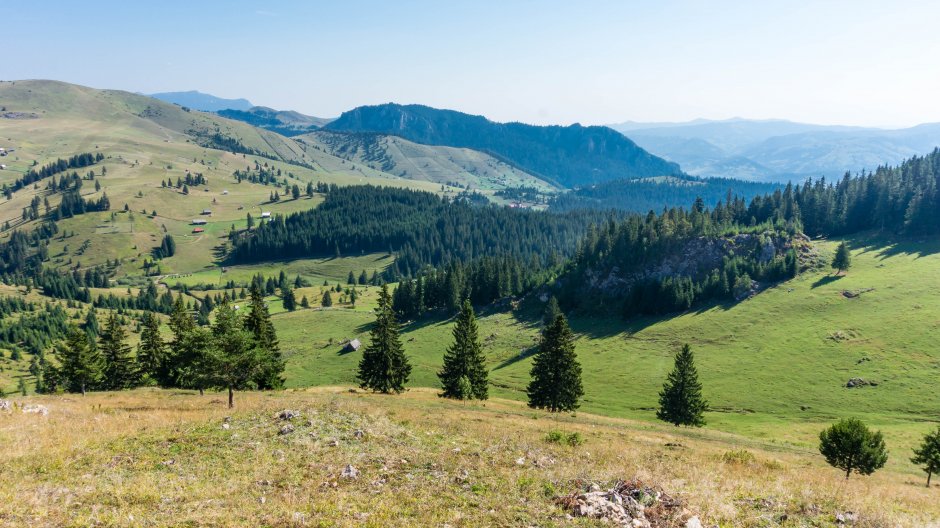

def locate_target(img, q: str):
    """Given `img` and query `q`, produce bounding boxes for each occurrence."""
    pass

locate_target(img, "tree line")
[5,152,104,195]
[229,185,613,280]
[45,283,283,407]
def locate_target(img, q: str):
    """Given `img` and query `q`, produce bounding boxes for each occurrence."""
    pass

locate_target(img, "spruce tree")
[137,312,165,384]
[358,284,411,393]
[832,241,851,274]
[99,312,139,390]
[301,296,310,308]
[58,326,103,395]
[321,290,333,307]
[208,299,264,408]
[911,426,940,487]
[282,286,296,311]
[527,314,583,412]
[438,300,488,400]
[168,295,210,392]
[657,344,708,426]
[543,296,561,331]
[242,283,284,390]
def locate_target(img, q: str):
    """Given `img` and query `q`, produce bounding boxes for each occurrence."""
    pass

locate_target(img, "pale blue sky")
[3,1,939,127]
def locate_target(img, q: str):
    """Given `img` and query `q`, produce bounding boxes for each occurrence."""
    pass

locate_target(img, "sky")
[3,0,940,128]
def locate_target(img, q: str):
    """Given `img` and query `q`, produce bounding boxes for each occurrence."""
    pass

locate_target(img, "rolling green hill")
[0,80,458,278]
[3,78,940,492]
[298,130,557,192]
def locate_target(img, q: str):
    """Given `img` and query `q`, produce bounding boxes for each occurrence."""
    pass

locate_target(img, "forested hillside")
[325,103,681,187]
[229,185,617,278]
[560,148,940,315]
[549,176,779,213]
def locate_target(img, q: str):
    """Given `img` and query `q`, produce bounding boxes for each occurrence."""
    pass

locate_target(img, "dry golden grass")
[0,388,937,527]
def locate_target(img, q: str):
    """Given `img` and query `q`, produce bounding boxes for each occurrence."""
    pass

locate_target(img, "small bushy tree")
[819,418,888,479]
[911,426,940,487]
[832,241,851,274]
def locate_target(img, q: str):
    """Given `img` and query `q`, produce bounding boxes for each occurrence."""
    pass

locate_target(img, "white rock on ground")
[22,404,48,416]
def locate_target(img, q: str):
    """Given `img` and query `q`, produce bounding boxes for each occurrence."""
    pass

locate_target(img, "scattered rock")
[277,409,300,421]
[327,438,340,447]
[221,423,230,430]
[557,479,693,528]
[0,400,11,412]
[846,378,878,388]
[836,511,858,524]
[353,429,364,440]
[515,456,526,466]
[341,464,359,480]
[258,496,266,504]
[22,404,48,416]
[278,424,295,435]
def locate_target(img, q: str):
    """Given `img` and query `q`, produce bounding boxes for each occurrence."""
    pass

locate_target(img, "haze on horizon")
[4,0,940,129]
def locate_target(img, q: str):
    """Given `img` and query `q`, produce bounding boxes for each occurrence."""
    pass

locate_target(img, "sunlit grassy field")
[0,388,936,527]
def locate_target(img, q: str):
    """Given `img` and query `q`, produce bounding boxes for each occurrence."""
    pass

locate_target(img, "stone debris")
[327,438,340,447]
[341,464,360,480]
[277,409,300,421]
[22,404,49,416]
[278,424,295,435]
[353,429,364,439]
[557,480,695,528]
[846,378,877,388]
[836,511,858,524]
[222,423,230,430]
[0,400,11,412]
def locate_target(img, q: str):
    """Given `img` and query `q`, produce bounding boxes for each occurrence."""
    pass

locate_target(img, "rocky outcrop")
[583,231,810,297]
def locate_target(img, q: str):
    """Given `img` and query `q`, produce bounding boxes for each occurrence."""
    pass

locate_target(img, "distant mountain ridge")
[326,103,681,188]
[149,90,254,112]
[610,118,940,182]
[217,106,333,136]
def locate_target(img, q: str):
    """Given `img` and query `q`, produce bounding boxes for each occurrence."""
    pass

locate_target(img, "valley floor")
[0,388,937,527]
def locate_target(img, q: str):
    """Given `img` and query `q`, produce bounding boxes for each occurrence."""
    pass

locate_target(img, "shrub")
[545,430,584,447]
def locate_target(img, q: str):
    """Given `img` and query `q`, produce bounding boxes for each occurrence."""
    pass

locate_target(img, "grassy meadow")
[1,388,937,527]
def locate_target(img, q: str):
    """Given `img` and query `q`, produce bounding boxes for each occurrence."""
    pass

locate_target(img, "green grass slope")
[299,131,558,192]
[0,80,460,277]
[274,233,940,473]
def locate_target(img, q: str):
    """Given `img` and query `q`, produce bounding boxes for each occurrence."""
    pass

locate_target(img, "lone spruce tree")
[657,344,708,427]
[208,299,264,408]
[911,426,940,487]
[527,314,583,412]
[137,312,165,384]
[243,283,284,390]
[358,284,411,393]
[832,241,851,274]
[59,326,103,395]
[99,312,139,390]
[438,299,488,400]
[819,418,888,479]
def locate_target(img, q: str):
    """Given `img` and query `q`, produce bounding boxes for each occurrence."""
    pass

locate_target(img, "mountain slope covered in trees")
[325,103,682,188]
